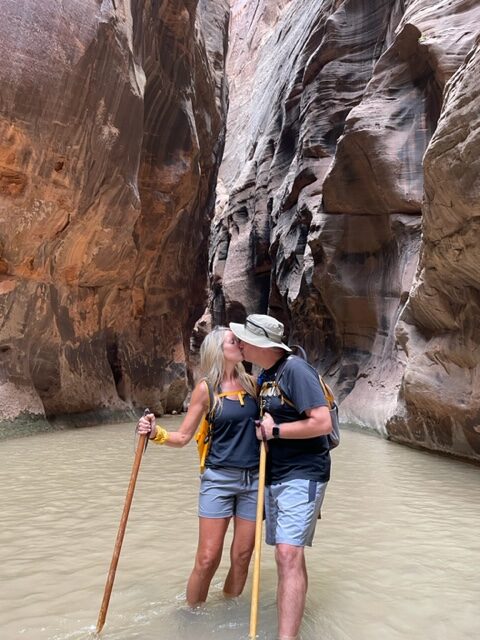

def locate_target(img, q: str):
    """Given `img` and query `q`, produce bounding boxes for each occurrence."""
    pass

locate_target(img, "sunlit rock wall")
[0,0,229,434]
[210,0,480,460]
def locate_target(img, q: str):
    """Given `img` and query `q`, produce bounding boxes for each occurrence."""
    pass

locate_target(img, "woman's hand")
[137,413,157,439]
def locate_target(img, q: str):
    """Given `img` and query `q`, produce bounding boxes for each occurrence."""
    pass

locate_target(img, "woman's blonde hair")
[200,326,257,411]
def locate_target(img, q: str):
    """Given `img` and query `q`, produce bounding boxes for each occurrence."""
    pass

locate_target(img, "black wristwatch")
[272,425,281,439]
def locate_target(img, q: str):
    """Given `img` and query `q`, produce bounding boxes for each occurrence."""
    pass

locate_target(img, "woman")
[137,327,259,606]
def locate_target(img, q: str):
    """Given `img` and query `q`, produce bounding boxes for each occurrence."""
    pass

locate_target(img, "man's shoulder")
[281,355,315,375]
[278,354,328,411]
[279,355,321,387]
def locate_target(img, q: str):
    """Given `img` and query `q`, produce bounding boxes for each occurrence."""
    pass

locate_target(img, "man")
[230,314,332,640]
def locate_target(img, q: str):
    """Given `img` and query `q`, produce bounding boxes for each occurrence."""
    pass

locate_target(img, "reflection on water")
[0,418,479,640]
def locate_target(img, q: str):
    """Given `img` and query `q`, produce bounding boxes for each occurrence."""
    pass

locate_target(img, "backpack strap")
[275,355,334,411]
[271,355,299,409]
[317,377,335,409]
[262,356,340,449]
[202,378,215,419]
[258,356,295,413]
[288,344,308,360]
[203,383,247,418]
[196,379,215,473]
[217,389,246,405]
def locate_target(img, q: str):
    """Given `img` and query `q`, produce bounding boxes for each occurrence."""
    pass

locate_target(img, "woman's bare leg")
[223,516,256,597]
[186,516,230,606]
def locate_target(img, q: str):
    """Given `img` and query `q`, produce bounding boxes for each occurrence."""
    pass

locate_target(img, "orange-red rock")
[0,0,229,433]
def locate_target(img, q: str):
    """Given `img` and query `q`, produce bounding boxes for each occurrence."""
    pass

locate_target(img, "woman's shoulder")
[192,378,213,410]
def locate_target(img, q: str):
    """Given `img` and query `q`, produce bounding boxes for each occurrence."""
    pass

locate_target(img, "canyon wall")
[388,41,480,459]
[0,0,229,434]
[210,0,480,460]
[1,0,478,460]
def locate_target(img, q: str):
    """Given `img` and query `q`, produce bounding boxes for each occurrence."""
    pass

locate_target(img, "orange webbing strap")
[202,378,214,413]
[198,380,214,472]
[217,390,246,405]
[318,377,335,410]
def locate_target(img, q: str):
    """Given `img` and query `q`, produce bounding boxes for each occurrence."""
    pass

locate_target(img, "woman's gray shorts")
[265,478,328,547]
[199,466,259,521]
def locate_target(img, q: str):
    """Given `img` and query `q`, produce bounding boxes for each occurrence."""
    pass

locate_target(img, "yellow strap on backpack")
[195,380,214,473]
[318,377,335,410]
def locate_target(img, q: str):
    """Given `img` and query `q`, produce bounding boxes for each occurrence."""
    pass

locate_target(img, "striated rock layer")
[0,0,229,434]
[210,0,480,460]
[388,42,480,459]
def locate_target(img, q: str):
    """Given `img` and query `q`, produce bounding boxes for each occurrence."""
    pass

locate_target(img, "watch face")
[272,426,280,438]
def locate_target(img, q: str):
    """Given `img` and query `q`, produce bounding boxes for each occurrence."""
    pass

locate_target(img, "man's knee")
[275,543,304,572]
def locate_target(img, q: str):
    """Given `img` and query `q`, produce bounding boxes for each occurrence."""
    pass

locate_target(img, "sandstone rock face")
[388,42,480,459]
[0,0,229,433]
[211,0,480,460]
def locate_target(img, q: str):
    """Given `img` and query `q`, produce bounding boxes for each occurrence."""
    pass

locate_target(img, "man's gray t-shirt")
[260,355,331,484]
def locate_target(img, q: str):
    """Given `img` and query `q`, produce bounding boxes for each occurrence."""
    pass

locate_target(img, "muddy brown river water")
[1,417,479,640]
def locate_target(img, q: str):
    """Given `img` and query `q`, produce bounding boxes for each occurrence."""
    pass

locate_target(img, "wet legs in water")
[276,543,307,639]
[223,516,256,597]
[186,516,255,605]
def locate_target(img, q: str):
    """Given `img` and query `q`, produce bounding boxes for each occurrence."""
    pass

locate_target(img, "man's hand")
[255,412,276,440]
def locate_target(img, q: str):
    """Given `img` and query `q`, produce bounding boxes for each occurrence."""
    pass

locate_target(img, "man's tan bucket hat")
[229,314,292,351]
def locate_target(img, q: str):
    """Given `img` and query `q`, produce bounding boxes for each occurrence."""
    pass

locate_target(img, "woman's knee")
[195,549,221,575]
[231,545,253,570]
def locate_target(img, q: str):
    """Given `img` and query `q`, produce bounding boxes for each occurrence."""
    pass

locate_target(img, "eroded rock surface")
[210,0,480,460]
[388,42,480,459]
[0,0,229,433]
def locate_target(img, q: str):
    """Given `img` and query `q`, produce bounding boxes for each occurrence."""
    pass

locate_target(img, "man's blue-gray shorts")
[265,478,328,547]
[199,466,259,521]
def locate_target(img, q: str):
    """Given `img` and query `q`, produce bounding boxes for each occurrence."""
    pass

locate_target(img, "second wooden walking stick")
[249,439,267,639]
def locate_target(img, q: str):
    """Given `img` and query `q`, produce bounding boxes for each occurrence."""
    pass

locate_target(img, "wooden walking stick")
[249,439,267,639]
[96,411,150,634]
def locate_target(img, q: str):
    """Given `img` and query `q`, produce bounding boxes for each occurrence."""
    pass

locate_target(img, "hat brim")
[229,322,292,351]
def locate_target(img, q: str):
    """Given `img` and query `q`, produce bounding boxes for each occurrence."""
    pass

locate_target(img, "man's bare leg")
[275,543,307,639]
